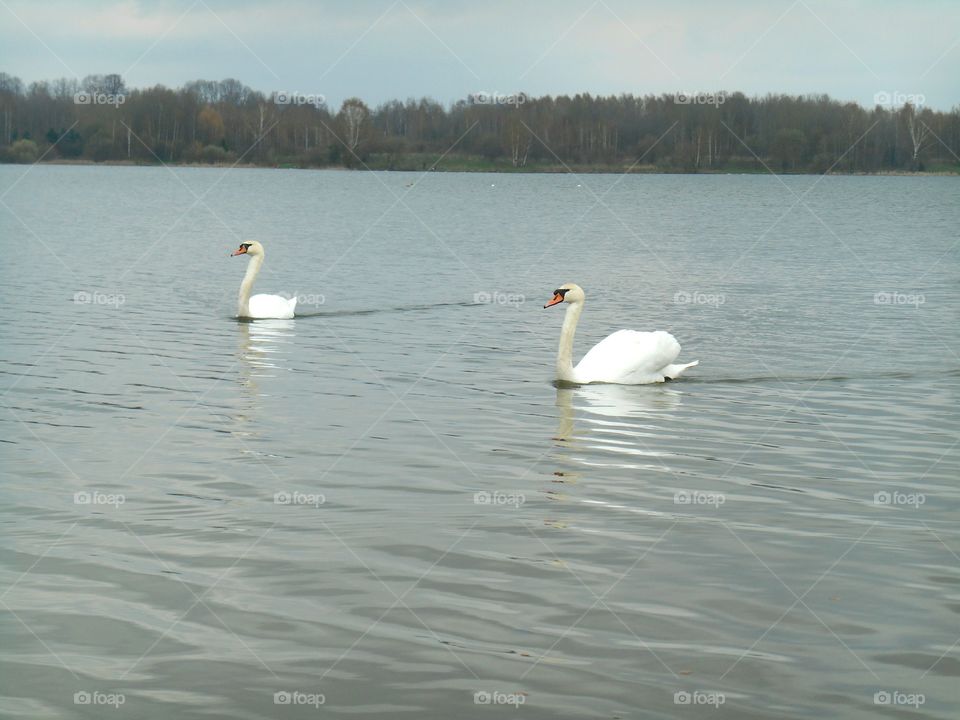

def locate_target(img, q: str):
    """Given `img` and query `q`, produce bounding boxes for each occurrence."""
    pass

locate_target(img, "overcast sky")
[2,0,958,110]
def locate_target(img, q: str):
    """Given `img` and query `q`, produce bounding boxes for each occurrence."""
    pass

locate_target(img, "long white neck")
[237,254,263,317]
[556,301,583,382]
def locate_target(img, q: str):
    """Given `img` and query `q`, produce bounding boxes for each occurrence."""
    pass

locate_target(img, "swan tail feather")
[663,359,698,380]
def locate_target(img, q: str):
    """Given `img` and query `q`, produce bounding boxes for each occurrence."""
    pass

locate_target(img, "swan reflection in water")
[232,320,296,450]
[554,383,683,467]
[237,318,296,388]
[546,384,687,523]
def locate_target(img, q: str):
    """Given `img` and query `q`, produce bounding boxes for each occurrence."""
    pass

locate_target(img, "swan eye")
[553,288,568,297]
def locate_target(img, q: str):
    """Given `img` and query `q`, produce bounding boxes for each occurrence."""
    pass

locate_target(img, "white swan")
[544,283,698,384]
[231,241,297,319]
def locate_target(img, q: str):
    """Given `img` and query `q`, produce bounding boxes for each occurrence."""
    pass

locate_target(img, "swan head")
[231,241,264,257]
[544,283,584,308]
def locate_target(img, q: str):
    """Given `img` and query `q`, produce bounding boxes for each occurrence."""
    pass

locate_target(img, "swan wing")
[248,294,297,319]
[575,329,691,384]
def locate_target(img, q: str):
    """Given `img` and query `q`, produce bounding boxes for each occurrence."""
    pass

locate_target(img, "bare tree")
[507,118,532,167]
[103,74,126,96]
[338,98,369,154]
[2,75,959,172]
[902,104,930,167]
[0,72,23,95]
[50,77,79,101]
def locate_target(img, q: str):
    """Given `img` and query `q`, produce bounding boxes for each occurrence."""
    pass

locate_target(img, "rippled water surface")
[1,166,958,719]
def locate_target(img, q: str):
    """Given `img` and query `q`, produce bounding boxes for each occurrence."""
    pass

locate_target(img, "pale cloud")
[1,0,957,109]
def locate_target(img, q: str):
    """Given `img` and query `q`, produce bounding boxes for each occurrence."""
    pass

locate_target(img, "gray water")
[1,165,958,719]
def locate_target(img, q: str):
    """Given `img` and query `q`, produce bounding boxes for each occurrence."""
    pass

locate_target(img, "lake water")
[1,165,957,719]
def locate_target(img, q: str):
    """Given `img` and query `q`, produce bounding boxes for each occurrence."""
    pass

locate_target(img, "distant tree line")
[0,72,957,173]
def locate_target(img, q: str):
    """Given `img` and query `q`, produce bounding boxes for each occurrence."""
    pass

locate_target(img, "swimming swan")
[231,241,297,320]
[544,283,697,384]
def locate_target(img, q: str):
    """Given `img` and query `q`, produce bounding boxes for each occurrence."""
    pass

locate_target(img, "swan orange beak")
[544,293,565,308]
[231,246,247,256]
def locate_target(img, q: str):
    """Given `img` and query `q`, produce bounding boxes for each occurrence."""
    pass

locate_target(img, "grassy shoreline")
[11,157,959,176]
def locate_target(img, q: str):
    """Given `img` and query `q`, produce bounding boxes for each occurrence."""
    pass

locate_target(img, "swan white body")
[546,283,698,384]
[245,292,297,319]
[232,241,297,320]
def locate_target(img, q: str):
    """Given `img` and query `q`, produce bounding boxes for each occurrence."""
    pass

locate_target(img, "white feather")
[233,241,298,320]
[248,293,297,320]
[548,283,697,385]
[575,329,697,384]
